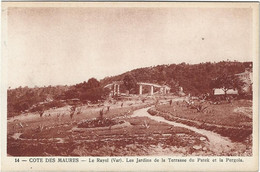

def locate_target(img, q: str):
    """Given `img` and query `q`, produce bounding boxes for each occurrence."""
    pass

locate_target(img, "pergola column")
[139,85,143,95]
[150,86,154,95]
[163,87,166,94]
[113,84,116,96]
[117,84,120,95]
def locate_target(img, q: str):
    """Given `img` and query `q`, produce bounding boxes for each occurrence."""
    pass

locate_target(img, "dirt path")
[132,107,235,154]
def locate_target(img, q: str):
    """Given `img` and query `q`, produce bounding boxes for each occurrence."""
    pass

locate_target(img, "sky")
[7,7,253,88]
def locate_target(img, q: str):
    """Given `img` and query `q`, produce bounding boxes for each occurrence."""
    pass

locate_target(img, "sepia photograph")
[1,2,259,171]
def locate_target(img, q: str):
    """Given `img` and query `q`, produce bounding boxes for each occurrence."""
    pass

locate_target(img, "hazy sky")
[7,7,253,88]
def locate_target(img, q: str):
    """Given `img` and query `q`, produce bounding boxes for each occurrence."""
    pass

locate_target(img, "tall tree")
[123,74,137,93]
[211,74,245,96]
[87,78,100,89]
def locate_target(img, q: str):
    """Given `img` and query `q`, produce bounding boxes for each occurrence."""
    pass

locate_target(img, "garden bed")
[148,105,252,142]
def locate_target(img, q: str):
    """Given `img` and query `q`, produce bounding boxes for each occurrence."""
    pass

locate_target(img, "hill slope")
[101,61,252,95]
[7,61,252,117]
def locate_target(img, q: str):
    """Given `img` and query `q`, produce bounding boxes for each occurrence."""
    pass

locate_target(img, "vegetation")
[123,74,138,94]
[77,118,117,128]
[7,61,253,157]
[7,78,109,117]
[150,99,252,142]
[7,85,69,117]
[8,98,252,156]
[7,61,251,117]
[7,103,207,156]
[154,100,252,128]
[101,61,252,95]
[210,74,246,96]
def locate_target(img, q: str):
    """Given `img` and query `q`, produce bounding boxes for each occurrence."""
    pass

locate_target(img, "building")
[213,88,238,96]
[235,68,253,95]
[137,82,171,95]
[213,68,252,96]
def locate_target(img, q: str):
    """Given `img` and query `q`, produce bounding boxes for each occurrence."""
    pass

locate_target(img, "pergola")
[104,81,171,96]
[137,82,170,95]
[104,81,123,96]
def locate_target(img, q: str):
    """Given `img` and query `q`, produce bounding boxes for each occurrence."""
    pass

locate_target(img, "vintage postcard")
[1,2,259,171]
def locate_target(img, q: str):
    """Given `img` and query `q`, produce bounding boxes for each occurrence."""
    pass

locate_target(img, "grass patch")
[155,100,252,128]
[150,99,252,142]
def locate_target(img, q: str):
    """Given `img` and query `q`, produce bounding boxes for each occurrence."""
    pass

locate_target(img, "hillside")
[7,61,252,117]
[101,61,252,95]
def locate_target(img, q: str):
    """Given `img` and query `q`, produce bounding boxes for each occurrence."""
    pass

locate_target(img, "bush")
[78,118,117,128]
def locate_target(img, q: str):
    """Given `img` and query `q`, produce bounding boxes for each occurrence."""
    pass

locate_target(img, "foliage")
[123,74,137,93]
[101,61,251,96]
[77,118,117,128]
[79,87,109,102]
[7,85,69,116]
[210,74,246,96]
[7,61,251,117]
[67,78,109,102]
[87,78,100,89]
[7,78,108,117]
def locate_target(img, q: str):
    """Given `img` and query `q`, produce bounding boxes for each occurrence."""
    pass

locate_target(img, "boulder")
[193,145,202,150]
[200,137,207,141]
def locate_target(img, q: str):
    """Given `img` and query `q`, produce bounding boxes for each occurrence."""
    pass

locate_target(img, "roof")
[137,82,162,88]
[104,81,124,88]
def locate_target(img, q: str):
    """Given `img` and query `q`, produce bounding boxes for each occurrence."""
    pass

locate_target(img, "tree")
[87,78,100,89]
[211,74,245,97]
[123,74,137,93]
[79,87,109,102]
[64,89,80,99]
